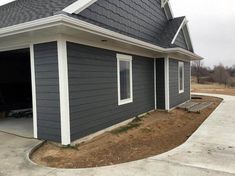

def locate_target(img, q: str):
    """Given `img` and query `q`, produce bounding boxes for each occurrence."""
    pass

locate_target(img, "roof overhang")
[0,14,203,61]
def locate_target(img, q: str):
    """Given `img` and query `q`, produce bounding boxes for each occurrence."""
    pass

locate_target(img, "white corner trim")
[154,58,157,110]
[117,54,133,106]
[164,56,170,110]
[171,17,187,44]
[178,61,185,94]
[57,38,71,145]
[63,0,97,14]
[30,44,38,139]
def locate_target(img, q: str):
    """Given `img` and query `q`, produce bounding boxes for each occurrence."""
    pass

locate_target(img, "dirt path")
[31,96,222,168]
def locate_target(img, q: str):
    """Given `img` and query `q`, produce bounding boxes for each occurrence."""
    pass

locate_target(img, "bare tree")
[213,63,231,87]
[191,61,203,83]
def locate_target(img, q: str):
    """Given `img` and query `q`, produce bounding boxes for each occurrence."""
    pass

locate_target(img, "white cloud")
[171,0,235,67]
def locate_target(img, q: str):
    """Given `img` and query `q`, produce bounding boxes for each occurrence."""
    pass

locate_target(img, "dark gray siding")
[67,42,155,141]
[34,42,61,142]
[169,59,190,108]
[156,58,165,109]
[174,30,188,50]
[76,0,168,47]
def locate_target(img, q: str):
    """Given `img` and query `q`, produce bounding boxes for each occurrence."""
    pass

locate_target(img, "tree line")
[191,61,235,87]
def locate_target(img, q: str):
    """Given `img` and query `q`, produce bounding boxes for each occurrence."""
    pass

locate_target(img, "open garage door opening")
[0,48,33,138]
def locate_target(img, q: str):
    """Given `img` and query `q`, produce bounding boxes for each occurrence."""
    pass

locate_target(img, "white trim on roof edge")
[0,14,202,60]
[63,0,97,14]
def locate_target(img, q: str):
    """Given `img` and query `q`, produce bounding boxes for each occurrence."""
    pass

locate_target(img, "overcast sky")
[171,0,235,67]
[1,0,234,67]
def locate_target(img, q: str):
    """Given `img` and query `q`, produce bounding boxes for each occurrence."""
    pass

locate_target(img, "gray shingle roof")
[157,16,185,48]
[0,0,186,50]
[0,0,76,28]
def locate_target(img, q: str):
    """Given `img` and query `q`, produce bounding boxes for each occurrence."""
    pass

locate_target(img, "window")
[117,54,133,105]
[178,62,184,94]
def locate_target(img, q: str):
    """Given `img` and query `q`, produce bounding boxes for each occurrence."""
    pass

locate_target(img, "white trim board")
[30,44,38,138]
[57,38,71,145]
[63,0,97,14]
[164,56,170,110]
[178,61,185,94]
[154,58,157,110]
[117,54,133,106]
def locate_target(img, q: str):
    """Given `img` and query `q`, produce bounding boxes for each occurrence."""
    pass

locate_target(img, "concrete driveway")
[0,117,33,138]
[0,93,234,176]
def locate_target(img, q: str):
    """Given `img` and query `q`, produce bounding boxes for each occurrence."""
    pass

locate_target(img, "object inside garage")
[0,48,33,137]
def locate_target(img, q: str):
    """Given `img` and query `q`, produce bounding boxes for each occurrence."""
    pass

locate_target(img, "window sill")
[179,90,184,94]
[118,99,133,106]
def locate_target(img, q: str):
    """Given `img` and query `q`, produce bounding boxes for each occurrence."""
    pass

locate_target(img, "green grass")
[110,122,141,135]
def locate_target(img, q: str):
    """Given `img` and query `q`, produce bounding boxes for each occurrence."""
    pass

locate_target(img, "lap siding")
[34,42,61,143]
[67,42,155,141]
[169,59,190,108]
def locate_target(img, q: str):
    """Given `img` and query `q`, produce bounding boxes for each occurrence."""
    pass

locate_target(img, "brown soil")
[31,96,222,169]
[192,83,235,96]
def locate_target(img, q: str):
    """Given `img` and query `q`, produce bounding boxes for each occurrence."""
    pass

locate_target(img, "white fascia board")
[63,0,97,14]
[0,14,203,60]
[171,17,187,44]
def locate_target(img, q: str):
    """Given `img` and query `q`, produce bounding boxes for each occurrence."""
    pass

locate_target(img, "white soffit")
[63,0,97,14]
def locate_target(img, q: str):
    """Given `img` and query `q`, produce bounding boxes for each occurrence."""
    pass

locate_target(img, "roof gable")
[171,18,194,52]
[0,0,194,52]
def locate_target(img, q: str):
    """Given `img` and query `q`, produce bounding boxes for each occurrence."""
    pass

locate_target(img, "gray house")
[0,0,203,145]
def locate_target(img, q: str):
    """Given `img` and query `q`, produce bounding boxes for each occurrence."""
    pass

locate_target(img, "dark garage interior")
[0,48,33,137]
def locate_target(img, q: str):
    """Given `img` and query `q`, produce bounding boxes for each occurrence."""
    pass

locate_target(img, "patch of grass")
[111,122,141,135]
[132,117,142,123]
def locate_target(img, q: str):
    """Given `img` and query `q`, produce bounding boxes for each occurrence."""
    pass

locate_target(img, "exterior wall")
[169,59,190,108]
[156,58,165,109]
[174,30,188,50]
[34,42,61,142]
[76,0,168,47]
[67,42,155,141]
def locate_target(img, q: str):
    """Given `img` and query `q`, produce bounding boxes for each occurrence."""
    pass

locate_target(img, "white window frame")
[178,61,185,94]
[117,54,133,106]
